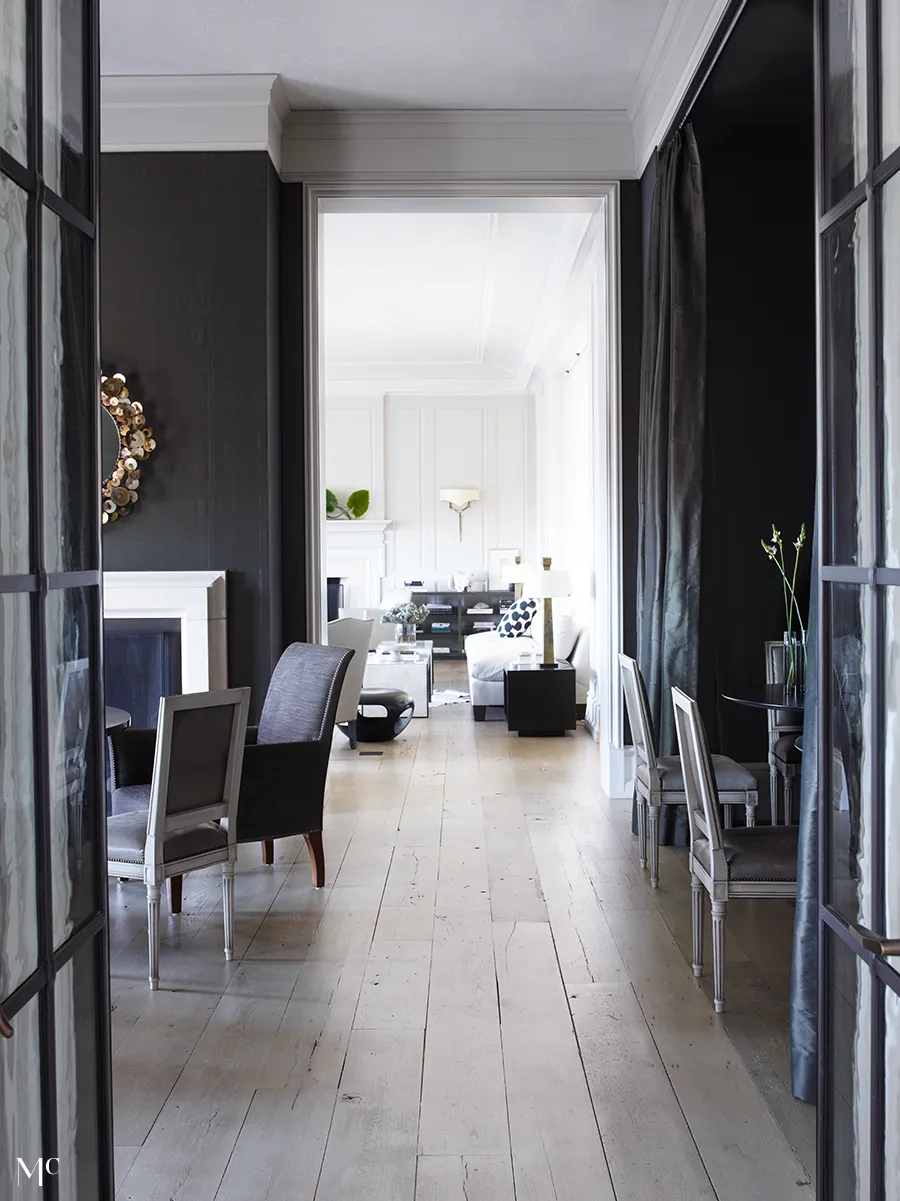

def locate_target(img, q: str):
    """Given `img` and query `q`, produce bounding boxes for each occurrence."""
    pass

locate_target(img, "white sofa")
[465,613,589,720]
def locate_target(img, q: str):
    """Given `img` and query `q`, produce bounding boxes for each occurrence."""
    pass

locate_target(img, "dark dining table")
[722,683,806,715]
[105,706,132,731]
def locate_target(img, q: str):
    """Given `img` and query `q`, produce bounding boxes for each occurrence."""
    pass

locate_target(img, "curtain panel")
[635,126,708,843]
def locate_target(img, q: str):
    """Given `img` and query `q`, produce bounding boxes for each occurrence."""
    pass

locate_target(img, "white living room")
[317,194,621,760]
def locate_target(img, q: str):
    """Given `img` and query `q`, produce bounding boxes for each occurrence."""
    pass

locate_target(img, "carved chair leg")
[169,874,183,914]
[222,862,235,961]
[647,802,661,889]
[691,875,704,977]
[711,899,727,1013]
[722,802,733,829]
[769,766,779,825]
[784,773,794,824]
[262,839,274,865]
[636,794,647,870]
[147,884,161,991]
[305,830,325,888]
[745,800,756,828]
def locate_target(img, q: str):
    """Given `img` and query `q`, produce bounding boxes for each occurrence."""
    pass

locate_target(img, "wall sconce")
[439,488,481,540]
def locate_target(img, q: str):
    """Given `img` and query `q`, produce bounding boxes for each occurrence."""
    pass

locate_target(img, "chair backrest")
[339,608,386,649]
[257,642,352,745]
[327,618,374,723]
[146,687,250,867]
[671,686,726,879]
[619,653,658,779]
[765,639,803,734]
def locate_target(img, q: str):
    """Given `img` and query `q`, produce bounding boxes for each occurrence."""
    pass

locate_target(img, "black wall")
[638,0,816,761]
[100,151,284,718]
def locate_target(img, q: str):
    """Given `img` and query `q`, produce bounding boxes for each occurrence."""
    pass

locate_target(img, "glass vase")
[396,622,417,646]
[783,629,799,691]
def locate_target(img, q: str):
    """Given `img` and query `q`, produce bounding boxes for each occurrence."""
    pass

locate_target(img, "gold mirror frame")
[100,373,156,524]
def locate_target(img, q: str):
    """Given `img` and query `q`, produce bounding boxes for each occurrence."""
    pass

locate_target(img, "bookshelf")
[411,589,514,659]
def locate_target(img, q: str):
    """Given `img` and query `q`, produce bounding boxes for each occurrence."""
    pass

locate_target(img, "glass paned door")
[818,1,900,1198]
[0,2,113,1198]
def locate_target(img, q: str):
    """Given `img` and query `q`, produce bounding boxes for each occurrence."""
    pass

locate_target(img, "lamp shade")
[524,567,571,598]
[501,560,527,585]
[439,488,480,506]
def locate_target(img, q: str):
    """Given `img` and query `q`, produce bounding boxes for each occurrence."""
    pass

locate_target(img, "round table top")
[722,683,806,713]
[105,706,132,731]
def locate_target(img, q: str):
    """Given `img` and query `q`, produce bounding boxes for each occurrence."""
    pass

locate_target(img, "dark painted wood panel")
[100,151,284,718]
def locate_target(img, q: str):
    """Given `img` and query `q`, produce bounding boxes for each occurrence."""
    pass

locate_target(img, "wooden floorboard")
[111,662,816,1199]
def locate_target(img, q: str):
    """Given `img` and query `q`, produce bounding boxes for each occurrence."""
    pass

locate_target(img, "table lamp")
[526,557,571,667]
[501,555,527,600]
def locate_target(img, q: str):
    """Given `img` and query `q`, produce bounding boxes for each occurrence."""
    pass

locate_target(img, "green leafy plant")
[325,488,370,520]
[381,602,429,625]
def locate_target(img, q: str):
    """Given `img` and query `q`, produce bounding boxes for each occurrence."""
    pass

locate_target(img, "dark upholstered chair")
[108,643,352,900]
[107,688,250,989]
[671,686,798,1013]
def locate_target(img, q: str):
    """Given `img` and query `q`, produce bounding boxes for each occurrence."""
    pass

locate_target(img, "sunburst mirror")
[100,373,156,524]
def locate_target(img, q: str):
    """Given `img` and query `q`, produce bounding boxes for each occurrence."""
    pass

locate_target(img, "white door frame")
[302,179,628,796]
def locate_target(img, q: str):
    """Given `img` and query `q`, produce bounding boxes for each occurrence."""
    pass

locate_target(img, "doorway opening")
[307,186,625,788]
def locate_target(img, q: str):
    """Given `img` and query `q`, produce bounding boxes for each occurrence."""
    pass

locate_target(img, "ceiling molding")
[326,377,531,398]
[101,73,286,168]
[628,0,732,173]
[281,109,636,180]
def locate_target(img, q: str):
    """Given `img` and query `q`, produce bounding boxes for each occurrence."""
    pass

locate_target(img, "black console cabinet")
[504,662,577,736]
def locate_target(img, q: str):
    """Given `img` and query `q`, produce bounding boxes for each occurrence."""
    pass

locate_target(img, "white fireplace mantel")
[325,520,391,610]
[102,570,228,694]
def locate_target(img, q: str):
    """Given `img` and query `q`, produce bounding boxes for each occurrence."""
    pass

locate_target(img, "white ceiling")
[101,0,671,110]
[322,209,595,390]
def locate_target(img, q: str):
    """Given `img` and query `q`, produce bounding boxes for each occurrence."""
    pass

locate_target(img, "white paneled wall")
[325,392,532,591]
[324,396,385,518]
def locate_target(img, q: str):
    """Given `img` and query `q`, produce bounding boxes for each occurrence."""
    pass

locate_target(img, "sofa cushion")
[528,610,578,660]
[497,596,538,638]
[465,631,538,681]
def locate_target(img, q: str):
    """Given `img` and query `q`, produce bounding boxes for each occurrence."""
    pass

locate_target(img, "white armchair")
[327,618,374,749]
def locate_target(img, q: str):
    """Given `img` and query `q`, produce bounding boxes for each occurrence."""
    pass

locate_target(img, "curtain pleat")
[635,126,707,845]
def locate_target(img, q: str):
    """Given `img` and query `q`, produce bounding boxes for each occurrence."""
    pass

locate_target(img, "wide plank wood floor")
[111,664,815,1200]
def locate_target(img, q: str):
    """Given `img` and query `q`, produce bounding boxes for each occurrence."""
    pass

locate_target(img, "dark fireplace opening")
[103,618,182,731]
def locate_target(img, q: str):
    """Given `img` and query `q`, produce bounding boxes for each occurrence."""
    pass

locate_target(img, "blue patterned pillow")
[498,596,538,638]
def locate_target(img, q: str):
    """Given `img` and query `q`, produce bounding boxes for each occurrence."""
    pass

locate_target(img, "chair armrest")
[236,738,331,843]
[240,739,327,787]
[107,727,157,789]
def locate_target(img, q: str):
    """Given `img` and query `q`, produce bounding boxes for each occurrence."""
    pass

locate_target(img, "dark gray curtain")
[791,542,818,1104]
[635,126,707,844]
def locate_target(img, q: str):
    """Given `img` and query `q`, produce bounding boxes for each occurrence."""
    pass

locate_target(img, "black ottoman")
[357,688,415,742]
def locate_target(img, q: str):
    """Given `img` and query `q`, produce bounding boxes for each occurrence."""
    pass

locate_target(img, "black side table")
[503,661,576,736]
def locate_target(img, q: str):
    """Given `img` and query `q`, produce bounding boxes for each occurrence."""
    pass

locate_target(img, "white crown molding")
[281,109,636,180]
[628,0,732,174]
[101,73,288,169]
[325,374,531,398]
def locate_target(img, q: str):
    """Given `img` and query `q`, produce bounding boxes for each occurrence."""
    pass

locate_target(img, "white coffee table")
[364,641,434,717]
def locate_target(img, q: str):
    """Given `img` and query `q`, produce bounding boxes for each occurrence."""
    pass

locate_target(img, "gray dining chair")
[106,687,250,990]
[619,654,758,888]
[671,686,798,1012]
[765,640,803,824]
